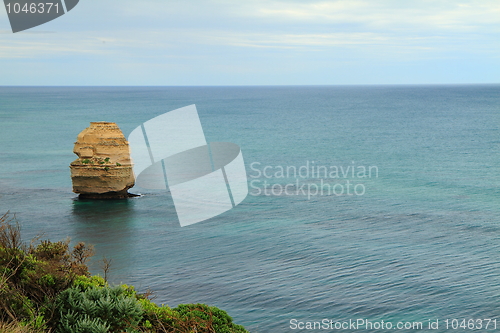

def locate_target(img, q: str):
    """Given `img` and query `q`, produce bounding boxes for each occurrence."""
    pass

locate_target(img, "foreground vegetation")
[0,212,248,333]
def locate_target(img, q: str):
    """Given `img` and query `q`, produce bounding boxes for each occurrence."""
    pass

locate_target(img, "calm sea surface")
[1,86,500,332]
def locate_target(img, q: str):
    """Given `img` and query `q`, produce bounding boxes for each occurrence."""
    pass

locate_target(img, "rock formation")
[70,122,136,199]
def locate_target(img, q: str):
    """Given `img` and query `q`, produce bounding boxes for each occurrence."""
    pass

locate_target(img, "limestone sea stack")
[70,122,136,199]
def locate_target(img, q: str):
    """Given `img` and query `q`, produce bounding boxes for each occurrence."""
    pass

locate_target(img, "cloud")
[0,34,111,58]
[252,0,500,30]
[0,0,499,84]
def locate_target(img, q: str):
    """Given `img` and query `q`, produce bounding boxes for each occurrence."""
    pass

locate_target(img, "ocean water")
[0,85,500,332]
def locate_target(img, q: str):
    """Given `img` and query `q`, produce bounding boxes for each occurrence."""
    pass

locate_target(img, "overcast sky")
[1,0,499,85]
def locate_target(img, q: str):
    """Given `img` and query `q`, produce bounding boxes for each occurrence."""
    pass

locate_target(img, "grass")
[0,321,40,333]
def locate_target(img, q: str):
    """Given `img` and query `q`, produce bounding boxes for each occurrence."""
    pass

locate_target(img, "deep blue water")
[1,86,500,332]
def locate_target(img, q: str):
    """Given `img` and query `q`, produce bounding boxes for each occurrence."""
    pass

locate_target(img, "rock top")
[70,122,136,199]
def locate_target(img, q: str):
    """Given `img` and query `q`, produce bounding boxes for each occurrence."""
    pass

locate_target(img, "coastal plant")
[0,212,41,324]
[99,257,112,283]
[71,242,94,268]
[136,298,249,333]
[172,304,248,333]
[0,320,44,333]
[0,212,94,327]
[54,285,143,333]
[72,275,107,291]
[135,298,177,332]
[1,212,249,333]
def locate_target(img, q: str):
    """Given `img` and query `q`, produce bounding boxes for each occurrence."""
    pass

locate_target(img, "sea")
[0,85,499,332]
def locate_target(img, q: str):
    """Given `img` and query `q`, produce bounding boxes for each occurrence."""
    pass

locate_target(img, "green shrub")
[173,304,248,333]
[54,285,143,333]
[0,320,43,333]
[72,275,107,291]
[137,298,177,332]
[137,299,249,333]
[0,213,94,327]
[1,212,249,333]
[33,240,69,262]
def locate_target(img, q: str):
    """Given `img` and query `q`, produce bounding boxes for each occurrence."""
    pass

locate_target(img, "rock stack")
[70,122,136,199]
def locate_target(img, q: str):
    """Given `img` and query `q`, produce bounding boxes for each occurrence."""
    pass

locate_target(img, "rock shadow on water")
[71,198,138,280]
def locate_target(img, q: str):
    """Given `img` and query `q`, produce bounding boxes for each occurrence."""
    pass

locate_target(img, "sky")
[0,0,499,85]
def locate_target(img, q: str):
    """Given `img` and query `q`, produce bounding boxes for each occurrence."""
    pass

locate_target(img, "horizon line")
[1,83,499,88]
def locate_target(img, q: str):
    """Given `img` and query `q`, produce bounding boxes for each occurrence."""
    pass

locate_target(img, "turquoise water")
[1,86,500,332]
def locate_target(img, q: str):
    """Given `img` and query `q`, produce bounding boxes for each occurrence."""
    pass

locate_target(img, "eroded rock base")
[78,191,140,200]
